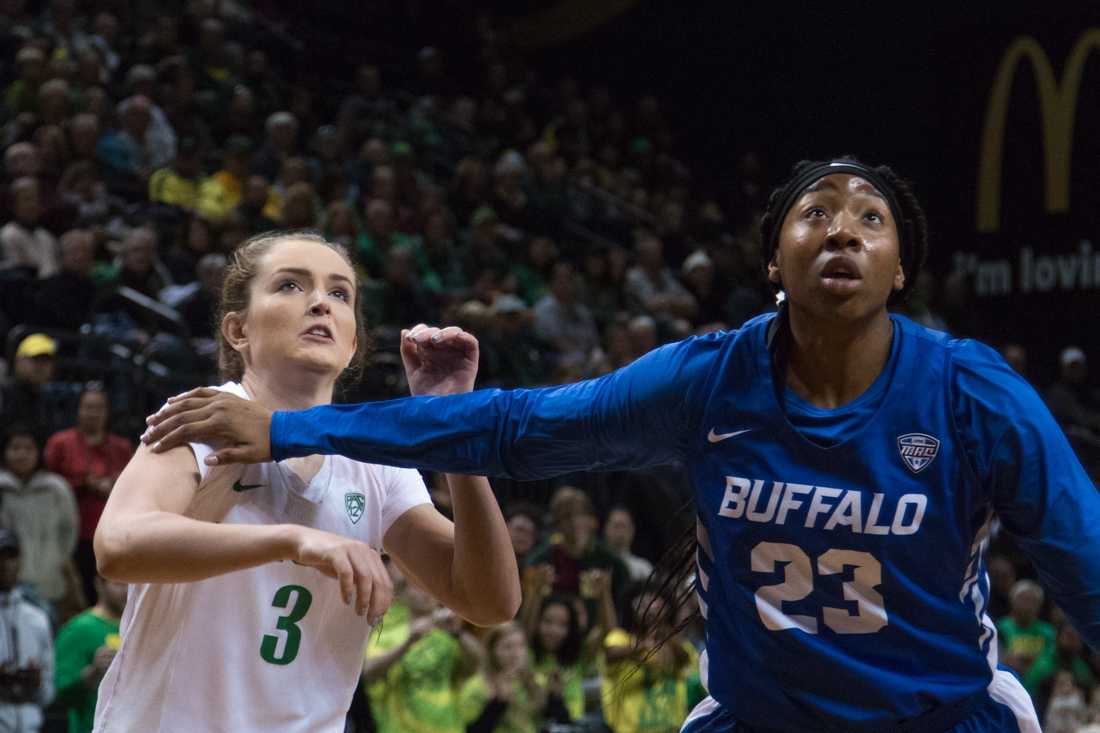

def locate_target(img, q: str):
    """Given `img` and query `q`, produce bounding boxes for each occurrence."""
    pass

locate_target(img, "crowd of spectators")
[0,2,1096,732]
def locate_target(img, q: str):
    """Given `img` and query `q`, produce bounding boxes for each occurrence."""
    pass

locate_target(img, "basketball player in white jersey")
[91,231,520,732]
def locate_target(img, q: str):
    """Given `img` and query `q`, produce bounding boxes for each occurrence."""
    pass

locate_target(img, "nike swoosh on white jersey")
[707,427,755,443]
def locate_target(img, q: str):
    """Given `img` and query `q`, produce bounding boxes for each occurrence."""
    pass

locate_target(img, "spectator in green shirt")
[54,575,127,733]
[998,579,1056,697]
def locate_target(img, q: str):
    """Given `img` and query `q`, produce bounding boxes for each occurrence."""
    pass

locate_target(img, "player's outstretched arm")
[143,326,723,478]
[95,444,391,618]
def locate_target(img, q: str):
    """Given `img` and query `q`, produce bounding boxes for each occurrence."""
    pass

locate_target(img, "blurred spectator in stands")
[681,249,729,329]
[363,580,482,733]
[0,424,80,616]
[34,228,96,330]
[627,314,659,360]
[527,141,569,237]
[600,585,702,733]
[242,49,282,120]
[53,574,126,733]
[252,111,300,181]
[490,150,529,228]
[66,113,100,166]
[1,177,58,278]
[603,506,653,583]
[163,214,213,284]
[122,66,178,163]
[504,502,543,568]
[1045,347,1100,437]
[461,206,509,283]
[1043,669,1087,733]
[361,244,435,328]
[37,78,70,127]
[213,85,257,145]
[450,157,488,228]
[94,226,171,339]
[390,141,426,214]
[527,490,627,604]
[512,236,556,306]
[579,243,628,328]
[89,12,121,73]
[96,95,164,198]
[136,15,182,66]
[58,161,117,228]
[461,622,569,732]
[4,45,46,118]
[481,294,549,388]
[235,175,277,233]
[586,317,635,377]
[0,334,70,438]
[179,252,226,342]
[196,135,251,223]
[1049,623,1095,694]
[359,198,416,276]
[534,261,599,370]
[263,155,310,224]
[999,579,1056,698]
[148,136,203,212]
[625,232,696,324]
[524,594,589,721]
[1001,342,1028,379]
[322,200,361,252]
[4,141,39,182]
[987,553,1017,619]
[280,181,319,229]
[44,382,132,605]
[419,207,465,295]
[344,64,398,135]
[0,527,54,733]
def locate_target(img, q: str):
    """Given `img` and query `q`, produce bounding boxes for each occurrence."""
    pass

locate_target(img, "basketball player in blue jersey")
[143,157,1100,733]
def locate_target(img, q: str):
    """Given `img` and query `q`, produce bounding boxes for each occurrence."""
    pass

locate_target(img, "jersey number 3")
[751,542,887,635]
[261,584,314,665]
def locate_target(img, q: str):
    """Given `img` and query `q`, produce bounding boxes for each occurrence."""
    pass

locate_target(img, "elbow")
[93,521,131,582]
[465,581,522,628]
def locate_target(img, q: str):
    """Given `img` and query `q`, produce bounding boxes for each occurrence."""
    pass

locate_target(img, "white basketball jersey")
[94,383,431,732]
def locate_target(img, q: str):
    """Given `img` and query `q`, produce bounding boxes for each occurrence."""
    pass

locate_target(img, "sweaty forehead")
[802,174,885,200]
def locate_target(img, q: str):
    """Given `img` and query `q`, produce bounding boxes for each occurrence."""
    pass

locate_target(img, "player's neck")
[239,370,336,411]
[784,308,893,410]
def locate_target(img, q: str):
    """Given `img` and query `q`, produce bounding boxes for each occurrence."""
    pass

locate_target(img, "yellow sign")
[977,29,1100,232]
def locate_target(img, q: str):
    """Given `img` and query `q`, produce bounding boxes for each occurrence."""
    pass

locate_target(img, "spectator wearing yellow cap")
[0,334,68,440]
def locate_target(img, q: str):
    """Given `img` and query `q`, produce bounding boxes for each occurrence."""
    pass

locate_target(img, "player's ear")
[893,259,905,292]
[222,311,248,355]
[767,252,782,287]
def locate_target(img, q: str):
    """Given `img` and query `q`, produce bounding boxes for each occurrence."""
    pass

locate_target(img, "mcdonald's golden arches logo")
[977,29,1100,233]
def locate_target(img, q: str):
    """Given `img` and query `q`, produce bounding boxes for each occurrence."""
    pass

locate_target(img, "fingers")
[332,554,354,606]
[203,446,255,466]
[166,387,222,404]
[365,552,393,624]
[143,404,216,446]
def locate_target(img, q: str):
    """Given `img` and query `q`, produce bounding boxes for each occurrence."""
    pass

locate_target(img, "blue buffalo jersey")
[271,314,1100,732]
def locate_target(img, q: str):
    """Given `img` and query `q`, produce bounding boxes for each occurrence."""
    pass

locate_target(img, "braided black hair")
[758,155,929,306]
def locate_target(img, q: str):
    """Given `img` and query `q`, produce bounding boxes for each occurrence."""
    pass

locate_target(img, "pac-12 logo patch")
[897,433,940,473]
[345,492,365,524]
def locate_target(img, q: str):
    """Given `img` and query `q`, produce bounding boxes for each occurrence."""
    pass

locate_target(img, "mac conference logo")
[977,29,1100,233]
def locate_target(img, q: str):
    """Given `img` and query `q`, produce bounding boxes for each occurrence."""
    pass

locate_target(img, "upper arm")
[97,443,202,530]
[952,341,1100,644]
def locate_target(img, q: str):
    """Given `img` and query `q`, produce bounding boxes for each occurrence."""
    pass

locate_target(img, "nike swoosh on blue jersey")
[707,427,755,443]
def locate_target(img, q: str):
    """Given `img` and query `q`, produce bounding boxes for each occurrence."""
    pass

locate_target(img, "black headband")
[764,161,907,269]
